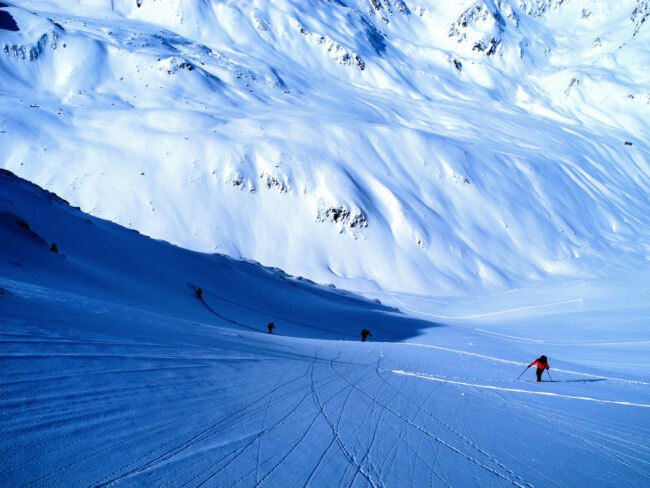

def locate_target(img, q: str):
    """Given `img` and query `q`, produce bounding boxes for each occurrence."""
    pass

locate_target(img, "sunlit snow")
[1,0,648,293]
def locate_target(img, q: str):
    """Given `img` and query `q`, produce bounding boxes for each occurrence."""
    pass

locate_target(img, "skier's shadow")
[547,379,606,383]
[564,378,606,383]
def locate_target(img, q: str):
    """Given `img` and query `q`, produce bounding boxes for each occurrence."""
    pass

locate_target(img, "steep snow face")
[0,167,428,342]
[1,0,649,294]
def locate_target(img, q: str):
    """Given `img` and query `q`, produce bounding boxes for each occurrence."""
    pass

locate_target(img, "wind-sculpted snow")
[0,0,649,294]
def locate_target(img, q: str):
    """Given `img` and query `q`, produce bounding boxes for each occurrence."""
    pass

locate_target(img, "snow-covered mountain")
[1,0,649,295]
[3,3,650,485]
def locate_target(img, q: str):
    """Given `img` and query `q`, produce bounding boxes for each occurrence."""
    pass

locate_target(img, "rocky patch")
[317,205,368,235]
[632,1,649,36]
[3,32,59,61]
[0,211,61,254]
[298,24,365,71]
[157,56,196,75]
[260,172,290,194]
[565,78,581,97]
[227,173,255,193]
[625,93,650,104]
[448,3,504,57]
[510,0,568,18]
[369,0,410,22]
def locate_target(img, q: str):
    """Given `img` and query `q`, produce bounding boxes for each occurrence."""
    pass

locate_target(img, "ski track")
[392,371,650,409]
[329,360,531,488]
[391,296,584,320]
[310,358,381,488]
[472,329,546,343]
[509,398,650,482]
[252,362,362,487]
[375,358,450,488]
[399,342,650,386]
[202,287,360,339]
[93,365,318,487]
[192,366,350,488]
[254,382,275,485]
[177,370,322,487]
[380,366,565,488]
[473,328,650,347]
[374,360,534,488]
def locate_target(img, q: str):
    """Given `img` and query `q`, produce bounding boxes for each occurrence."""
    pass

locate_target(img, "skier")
[195,287,203,300]
[528,355,550,382]
[267,322,275,334]
[360,329,372,342]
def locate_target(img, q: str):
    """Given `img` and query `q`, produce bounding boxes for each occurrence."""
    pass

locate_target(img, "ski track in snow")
[473,329,546,343]
[392,295,585,321]
[391,371,650,409]
[399,343,650,386]
[329,360,531,488]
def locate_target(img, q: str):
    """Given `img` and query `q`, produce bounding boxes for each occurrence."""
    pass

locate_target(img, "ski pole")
[517,366,530,380]
[546,369,553,382]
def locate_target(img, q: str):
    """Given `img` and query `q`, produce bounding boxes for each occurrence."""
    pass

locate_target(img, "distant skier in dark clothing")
[195,287,203,300]
[267,322,275,334]
[361,329,372,342]
[529,355,550,381]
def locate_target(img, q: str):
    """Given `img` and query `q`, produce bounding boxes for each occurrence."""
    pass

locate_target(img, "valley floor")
[1,273,649,487]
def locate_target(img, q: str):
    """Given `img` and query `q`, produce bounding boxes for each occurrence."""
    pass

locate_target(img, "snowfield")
[2,0,650,486]
[1,171,649,486]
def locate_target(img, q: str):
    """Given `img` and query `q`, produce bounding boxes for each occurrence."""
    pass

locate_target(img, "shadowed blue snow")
[0,9,18,32]
[1,171,649,487]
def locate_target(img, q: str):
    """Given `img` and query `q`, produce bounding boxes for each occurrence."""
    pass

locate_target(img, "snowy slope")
[2,172,649,486]
[1,0,649,294]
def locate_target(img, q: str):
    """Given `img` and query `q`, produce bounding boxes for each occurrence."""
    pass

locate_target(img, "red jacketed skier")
[529,355,550,382]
